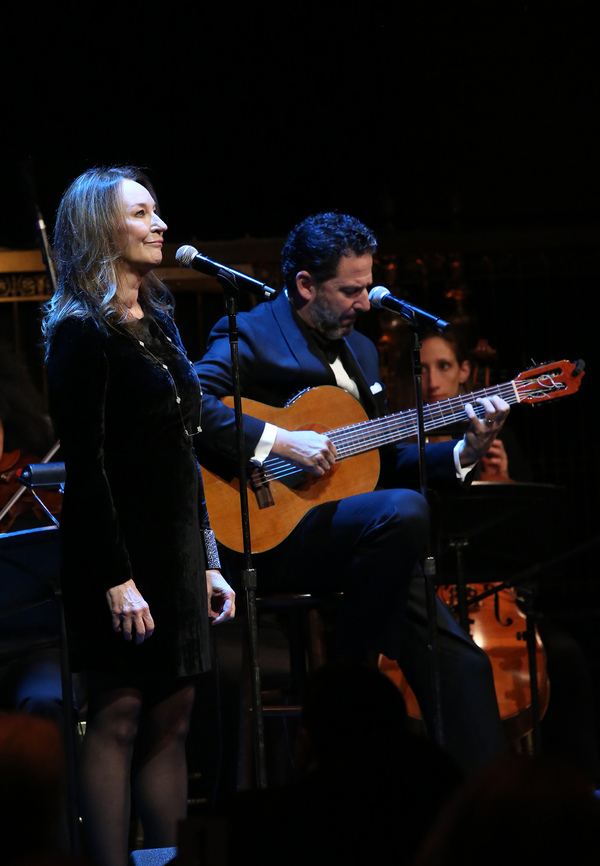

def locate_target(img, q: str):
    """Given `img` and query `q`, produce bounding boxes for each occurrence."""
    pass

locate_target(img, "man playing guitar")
[195,212,511,775]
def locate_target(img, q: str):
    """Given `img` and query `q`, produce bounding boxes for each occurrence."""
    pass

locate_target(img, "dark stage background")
[2,5,599,767]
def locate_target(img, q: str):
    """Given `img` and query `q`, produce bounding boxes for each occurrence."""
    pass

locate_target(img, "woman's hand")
[106,578,155,644]
[481,438,510,479]
[207,570,236,625]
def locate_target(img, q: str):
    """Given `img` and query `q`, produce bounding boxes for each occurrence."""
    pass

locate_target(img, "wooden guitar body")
[202,387,380,553]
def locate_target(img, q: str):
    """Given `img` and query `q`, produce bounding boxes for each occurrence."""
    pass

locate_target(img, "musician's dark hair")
[42,165,171,353]
[281,212,377,291]
[422,327,471,367]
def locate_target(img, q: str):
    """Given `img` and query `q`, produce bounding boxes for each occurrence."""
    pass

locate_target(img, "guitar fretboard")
[261,374,561,481]
[329,381,520,460]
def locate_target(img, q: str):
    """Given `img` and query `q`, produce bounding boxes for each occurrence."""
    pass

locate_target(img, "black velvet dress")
[46,310,211,680]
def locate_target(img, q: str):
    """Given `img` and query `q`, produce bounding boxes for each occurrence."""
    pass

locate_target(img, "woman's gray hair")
[42,165,171,352]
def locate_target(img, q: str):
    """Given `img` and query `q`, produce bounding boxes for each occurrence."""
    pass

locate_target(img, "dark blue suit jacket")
[194,291,461,490]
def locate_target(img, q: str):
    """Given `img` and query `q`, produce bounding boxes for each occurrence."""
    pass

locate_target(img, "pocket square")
[370,382,383,394]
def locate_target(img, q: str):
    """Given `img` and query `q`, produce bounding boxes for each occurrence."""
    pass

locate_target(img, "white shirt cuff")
[454,439,475,481]
[250,422,278,465]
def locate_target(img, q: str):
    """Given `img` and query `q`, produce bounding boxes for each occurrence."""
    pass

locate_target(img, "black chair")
[236,590,342,789]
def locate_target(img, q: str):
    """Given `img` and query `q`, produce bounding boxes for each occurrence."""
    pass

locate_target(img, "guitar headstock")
[515,359,585,404]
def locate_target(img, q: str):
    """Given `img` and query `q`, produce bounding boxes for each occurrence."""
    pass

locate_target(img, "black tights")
[79,673,196,866]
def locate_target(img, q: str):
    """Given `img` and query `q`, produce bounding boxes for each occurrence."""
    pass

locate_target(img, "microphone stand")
[9,477,80,858]
[20,158,59,295]
[370,286,447,743]
[22,172,82,855]
[215,271,267,790]
[407,325,445,749]
[371,287,451,746]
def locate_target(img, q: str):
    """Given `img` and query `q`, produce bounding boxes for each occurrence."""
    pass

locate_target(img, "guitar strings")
[331,382,518,457]
[253,376,561,487]
[261,383,519,481]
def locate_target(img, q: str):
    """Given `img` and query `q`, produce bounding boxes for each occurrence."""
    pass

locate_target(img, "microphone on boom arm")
[176,245,276,300]
[368,286,450,332]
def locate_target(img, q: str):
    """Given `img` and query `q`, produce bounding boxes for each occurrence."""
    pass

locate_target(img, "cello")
[379,575,550,744]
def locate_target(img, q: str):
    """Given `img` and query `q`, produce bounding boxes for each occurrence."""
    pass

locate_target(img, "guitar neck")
[328,379,520,460]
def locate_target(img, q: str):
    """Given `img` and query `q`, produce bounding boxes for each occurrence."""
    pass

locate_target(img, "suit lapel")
[271,292,337,385]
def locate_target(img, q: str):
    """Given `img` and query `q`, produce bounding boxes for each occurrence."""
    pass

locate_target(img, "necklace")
[110,315,203,438]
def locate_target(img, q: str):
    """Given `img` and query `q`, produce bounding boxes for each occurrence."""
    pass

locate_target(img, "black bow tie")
[309,330,346,364]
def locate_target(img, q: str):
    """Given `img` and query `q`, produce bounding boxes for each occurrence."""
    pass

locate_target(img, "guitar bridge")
[249,466,275,509]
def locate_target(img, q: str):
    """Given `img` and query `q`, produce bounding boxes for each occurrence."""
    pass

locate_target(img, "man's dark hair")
[281,212,377,291]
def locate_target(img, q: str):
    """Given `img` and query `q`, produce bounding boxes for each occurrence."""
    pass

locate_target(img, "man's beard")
[311,293,356,340]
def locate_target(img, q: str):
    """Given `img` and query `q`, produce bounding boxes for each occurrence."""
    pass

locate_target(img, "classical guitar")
[201,359,585,553]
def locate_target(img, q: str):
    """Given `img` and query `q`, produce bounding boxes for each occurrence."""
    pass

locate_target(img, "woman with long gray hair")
[44,166,235,866]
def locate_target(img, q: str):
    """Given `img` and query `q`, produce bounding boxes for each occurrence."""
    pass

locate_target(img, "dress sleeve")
[46,319,133,590]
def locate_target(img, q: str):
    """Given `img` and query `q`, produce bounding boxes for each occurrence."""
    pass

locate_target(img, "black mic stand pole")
[12,471,80,858]
[20,158,59,296]
[34,203,58,295]
[23,167,82,856]
[217,273,267,790]
[407,323,445,749]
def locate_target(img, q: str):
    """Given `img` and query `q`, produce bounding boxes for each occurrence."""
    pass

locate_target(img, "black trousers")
[228,486,507,774]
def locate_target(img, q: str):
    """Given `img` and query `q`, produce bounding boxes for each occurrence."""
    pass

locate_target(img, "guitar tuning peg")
[572,359,586,377]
